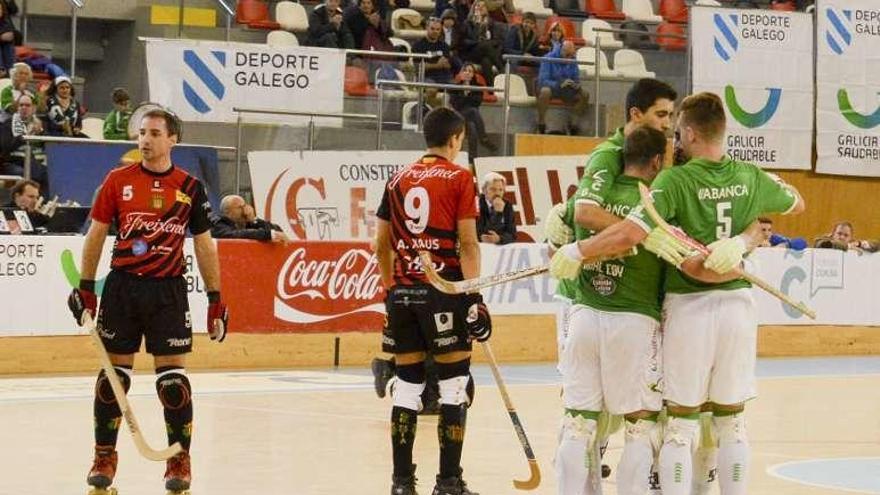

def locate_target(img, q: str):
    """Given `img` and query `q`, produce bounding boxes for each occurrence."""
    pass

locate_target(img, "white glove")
[641,227,695,267]
[549,242,583,280]
[544,203,574,248]
[704,236,747,274]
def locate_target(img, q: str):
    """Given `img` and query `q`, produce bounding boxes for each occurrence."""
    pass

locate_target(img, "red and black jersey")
[376,155,477,285]
[91,162,212,278]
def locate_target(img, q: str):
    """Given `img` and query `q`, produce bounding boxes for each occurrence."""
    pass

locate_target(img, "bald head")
[220,195,247,224]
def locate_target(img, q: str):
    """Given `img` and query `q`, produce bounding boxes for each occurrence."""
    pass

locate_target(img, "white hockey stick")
[417,251,548,295]
[83,312,184,461]
[637,183,816,319]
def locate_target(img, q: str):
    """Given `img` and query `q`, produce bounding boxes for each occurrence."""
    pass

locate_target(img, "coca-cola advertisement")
[219,240,385,333]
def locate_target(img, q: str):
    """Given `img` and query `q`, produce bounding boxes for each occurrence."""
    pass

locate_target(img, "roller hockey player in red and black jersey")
[67,108,229,495]
[375,107,492,495]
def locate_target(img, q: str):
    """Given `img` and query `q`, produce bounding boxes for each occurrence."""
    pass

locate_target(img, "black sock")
[155,366,193,451]
[391,405,418,478]
[438,404,467,479]
[93,365,132,448]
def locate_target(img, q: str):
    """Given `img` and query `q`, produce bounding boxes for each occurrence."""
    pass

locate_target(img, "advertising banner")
[691,6,813,170]
[145,39,345,125]
[815,0,880,176]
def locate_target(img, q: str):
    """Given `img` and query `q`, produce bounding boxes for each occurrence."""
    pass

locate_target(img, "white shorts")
[662,288,758,407]
[560,305,662,415]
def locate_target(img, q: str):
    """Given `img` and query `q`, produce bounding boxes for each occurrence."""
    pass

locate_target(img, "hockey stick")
[637,183,816,319]
[83,312,184,461]
[418,251,548,295]
[480,341,541,490]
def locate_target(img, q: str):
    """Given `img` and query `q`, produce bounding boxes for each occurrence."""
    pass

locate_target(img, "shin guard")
[155,367,193,451]
[94,365,132,447]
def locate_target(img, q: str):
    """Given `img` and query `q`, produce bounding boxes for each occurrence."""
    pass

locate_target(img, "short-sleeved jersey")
[571,175,665,320]
[91,162,212,278]
[627,156,798,294]
[575,127,624,207]
[376,155,477,285]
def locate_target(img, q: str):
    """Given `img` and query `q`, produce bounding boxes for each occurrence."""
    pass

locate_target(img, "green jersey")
[572,175,664,321]
[628,156,798,294]
[575,128,624,206]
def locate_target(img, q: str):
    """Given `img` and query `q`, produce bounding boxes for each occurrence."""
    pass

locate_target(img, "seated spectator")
[0,1,14,78]
[538,20,565,53]
[450,63,496,163]
[103,87,132,141]
[461,0,505,80]
[814,221,877,252]
[434,0,472,23]
[5,178,49,228]
[211,195,290,242]
[0,63,44,113]
[477,171,516,244]
[46,76,88,138]
[307,0,355,49]
[759,217,807,250]
[484,0,514,23]
[1,94,47,187]
[536,40,588,135]
[503,13,543,68]
[757,217,773,247]
[413,17,455,105]
[441,8,466,64]
[344,0,392,50]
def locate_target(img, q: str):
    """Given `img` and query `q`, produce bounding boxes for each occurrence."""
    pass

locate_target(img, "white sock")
[715,414,750,495]
[555,412,600,495]
[658,416,700,495]
[616,419,657,495]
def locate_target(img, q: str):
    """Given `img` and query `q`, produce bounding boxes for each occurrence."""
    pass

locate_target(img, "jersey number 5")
[404,187,430,234]
[716,201,732,239]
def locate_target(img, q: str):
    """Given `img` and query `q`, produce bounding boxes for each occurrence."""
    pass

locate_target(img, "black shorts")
[381,284,472,355]
[96,270,192,356]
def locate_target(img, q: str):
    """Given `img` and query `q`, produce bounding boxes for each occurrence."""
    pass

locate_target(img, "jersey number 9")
[404,187,431,234]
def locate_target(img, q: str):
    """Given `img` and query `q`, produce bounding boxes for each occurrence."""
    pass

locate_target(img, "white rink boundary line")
[767,457,880,495]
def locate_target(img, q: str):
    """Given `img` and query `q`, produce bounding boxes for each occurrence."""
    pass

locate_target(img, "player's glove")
[704,236,748,274]
[464,293,492,342]
[207,291,229,342]
[641,227,694,267]
[67,279,97,326]
[549,242,584,280]
[544,202,574,249]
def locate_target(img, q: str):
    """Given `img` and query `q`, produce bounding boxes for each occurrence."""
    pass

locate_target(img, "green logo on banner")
[725,85,782,128]
[61,249,106,293]
[837,88,880,129]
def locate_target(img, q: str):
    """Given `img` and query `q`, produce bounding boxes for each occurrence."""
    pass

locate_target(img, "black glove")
[464,293,492,342]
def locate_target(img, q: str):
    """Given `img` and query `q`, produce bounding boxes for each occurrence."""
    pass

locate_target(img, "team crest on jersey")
[175,190,192,205]
[132,237,149,256]
[591,273,617,296]
[151,192,164,210]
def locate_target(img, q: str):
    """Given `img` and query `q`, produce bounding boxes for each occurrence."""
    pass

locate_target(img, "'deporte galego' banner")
[691,6,813,170]
[145,39,345,125]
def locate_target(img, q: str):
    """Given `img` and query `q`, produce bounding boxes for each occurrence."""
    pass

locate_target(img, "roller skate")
[86,446,118,495]
[164,451,191,495]
[431,471,478,495]
[391,464,418,495]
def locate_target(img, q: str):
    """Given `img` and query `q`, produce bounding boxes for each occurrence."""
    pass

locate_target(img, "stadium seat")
[389,36,412,53]
[622,0,663,23]
[656,22,687,51]
[276,1,309,33]
[576,46,618,78]
[582,19,623,48]
[770,0,796,11]
[237,0,269,23]
[585,0,625,21]
[544,16,583,45]
[618,21,659,49]
[695,0,721,5]
[409,0,436,12]
[660,0,689,23]
[81,117,104,140]
[376,67,416,99]
[613,49,655,78]
[267,30,299,47]
[493,74,535,106]
[513,0,554,18]
[391,9,427,40]
[344,66,374,96]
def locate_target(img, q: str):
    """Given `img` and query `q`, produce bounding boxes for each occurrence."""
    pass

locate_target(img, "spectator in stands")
[477,171,516,244]
[46,75,87,138]
[462,0,505,80]
[413,17,455,105]
[373,0,409,20]
[451,63,496,163]
[759,217,808,250]
[1,93,47,187]
[538,20,565,53]
[441,8,466,64]
[307,0,355,49]
[813,221,876,252]
[484,0,514,23]
[536,40,588,135]
[503,12,543,68]
[757,217,773,247]
[0,63,43,113]
[0,1,14,79]
[102,88,131,141]
[5,178,49,228]
[434,0,471,23]
[211,194,290,243]
[345,0,392,50]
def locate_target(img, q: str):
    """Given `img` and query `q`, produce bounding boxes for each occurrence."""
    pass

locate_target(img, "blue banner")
[44,142,221,209]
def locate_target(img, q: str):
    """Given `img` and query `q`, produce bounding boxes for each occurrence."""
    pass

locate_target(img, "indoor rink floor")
[2,356,879,495]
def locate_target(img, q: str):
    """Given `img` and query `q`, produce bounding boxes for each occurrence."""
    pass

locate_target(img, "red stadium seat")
[770,0,796,11]
[656,22,687,51]
[236,0,269,24]
[544,16,586,45]
[659,0,689,23]
[585,0,626,21]
[344,66,374,97]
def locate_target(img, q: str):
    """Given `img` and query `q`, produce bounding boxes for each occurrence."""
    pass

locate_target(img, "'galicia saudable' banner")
[816,0,880,176]
[691,6,813,170]
[145,39,345,125]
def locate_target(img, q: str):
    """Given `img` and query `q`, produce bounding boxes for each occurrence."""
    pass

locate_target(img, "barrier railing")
[231,107,378,193]
[374,79,504,150]
[345,49,432,130]
[67,0,84,78]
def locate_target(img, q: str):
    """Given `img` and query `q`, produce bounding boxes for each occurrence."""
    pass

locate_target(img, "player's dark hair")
[423,107,465,148]
[143,108,182,141]
[833,221,853,232]
[679,92,726,142]
[11,179,39,198]
[758,217,772,224]
[623,125,667,168]
[111,87,130,104]
[625,78,677,122]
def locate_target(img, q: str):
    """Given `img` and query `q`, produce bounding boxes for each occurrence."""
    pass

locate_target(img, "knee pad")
[713,413,747,444]
[95,366,132,404]
[392,377,426,411]
[155,368,192,411]
[664,416,700,450]
[436,359,472,406]
[561,410,598,445]
[624,418,662,453]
